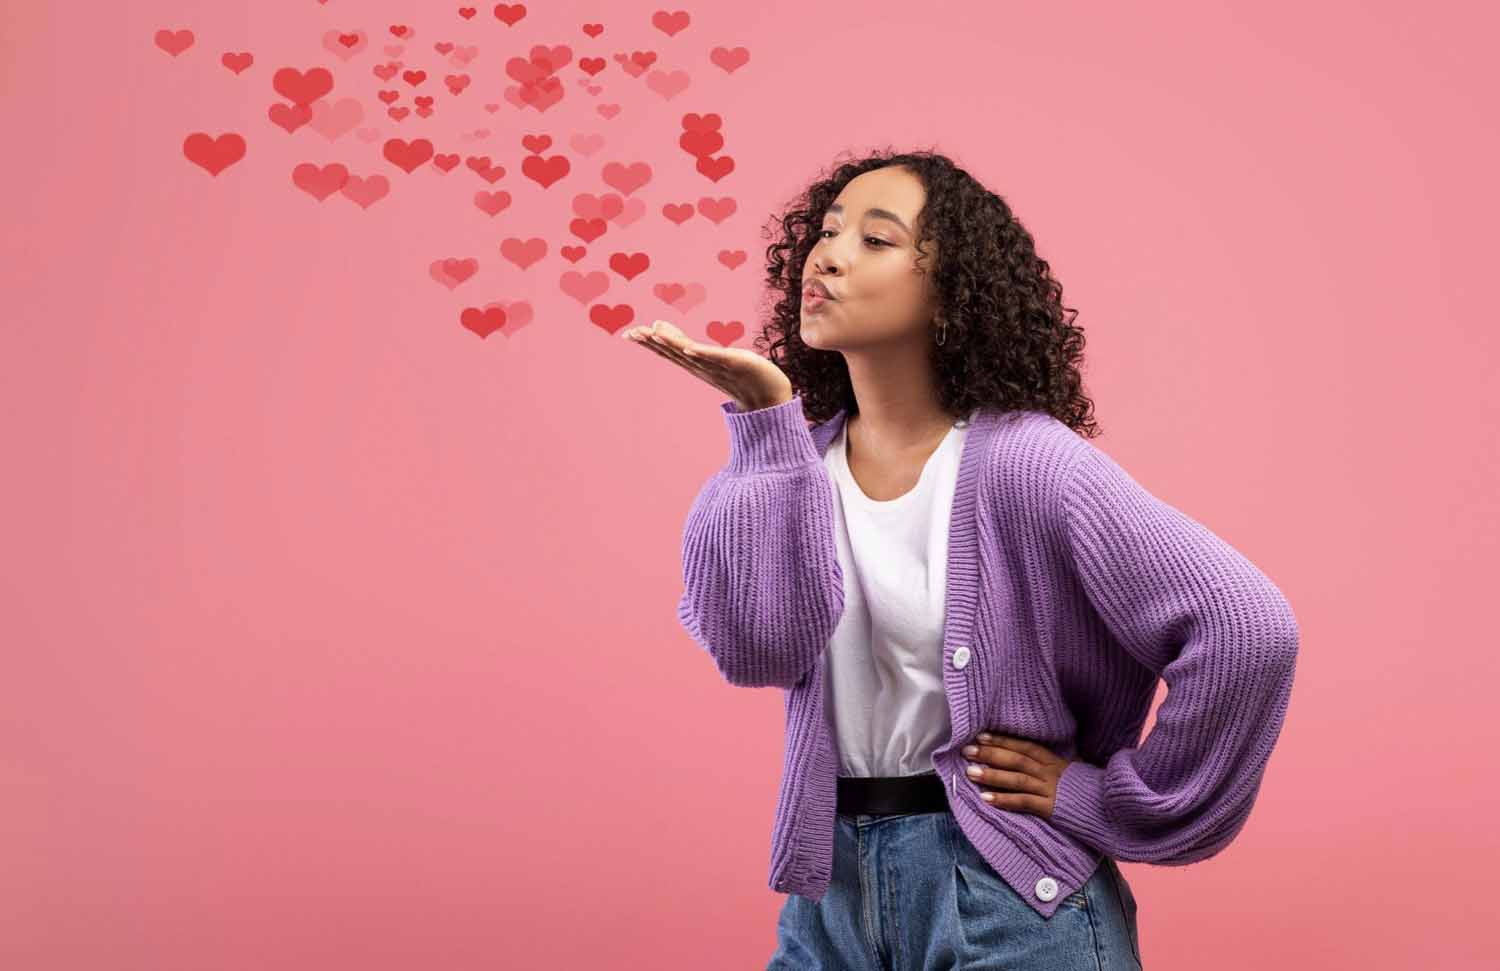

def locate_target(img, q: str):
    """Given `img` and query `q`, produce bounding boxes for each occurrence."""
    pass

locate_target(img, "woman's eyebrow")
[827,203,911,234]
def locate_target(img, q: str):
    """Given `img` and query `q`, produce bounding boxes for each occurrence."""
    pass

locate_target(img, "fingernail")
[977,733,993,742]
[962,745,978,756]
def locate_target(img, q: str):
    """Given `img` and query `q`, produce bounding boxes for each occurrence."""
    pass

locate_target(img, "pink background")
[5,0,1498,967]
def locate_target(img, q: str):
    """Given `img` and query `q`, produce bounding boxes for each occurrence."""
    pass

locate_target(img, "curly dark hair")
[753,146,1101,439]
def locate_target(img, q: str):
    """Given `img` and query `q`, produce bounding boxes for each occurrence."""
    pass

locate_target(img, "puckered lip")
[803,278,838,300]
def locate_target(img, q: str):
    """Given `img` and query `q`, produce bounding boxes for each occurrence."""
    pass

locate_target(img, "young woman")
[622,148,1298,970]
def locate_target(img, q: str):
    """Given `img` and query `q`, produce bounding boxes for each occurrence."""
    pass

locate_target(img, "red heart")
[581,23,603,38]
[679,128,723,159]
[383,137,434,172]
[460,305,507,338]
[292,162,349,200]
[651,11,690,37]
[521,134,551,153]
[697,197,736,223]
[182,132,245,175]
[221,52,253,74]
[154,29,194,57]
[520,154,569,188]
[588,304,634,334]
[568,217,607,243]
[607,251,649,281]
[710,46,750,73]
[706,319,746,346]
[494,4,528,27]
[459,8,477,20]
[433,153,461,172]
[695,155,735,182]
[272,66,333,106]
[268,102,312,133]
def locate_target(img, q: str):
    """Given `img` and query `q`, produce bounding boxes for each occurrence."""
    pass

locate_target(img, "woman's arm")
[676,395,846,689]
[1050,441,1301,864]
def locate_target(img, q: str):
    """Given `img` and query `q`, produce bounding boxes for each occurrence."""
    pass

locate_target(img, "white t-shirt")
[821,409,977,778]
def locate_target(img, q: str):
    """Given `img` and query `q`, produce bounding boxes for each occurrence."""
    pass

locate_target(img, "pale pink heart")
[569,132,604,156]
[340,174,389,209]
[651,9,691,36]
[485,300,534,336]
[612,197,647,227]
[509,77,564,112]
[615,56,649,79]
[309,97,364,140]
[709,46,750,73]
[321,29,366,60]
[384,44,405,57]
[645,69,691,100]
[474,190,511,216]
[429,257,479,289]
[697,196,736,224]
[499,237,547,269]
[572,192,624,220]
[674,282,709,313]
[527,43,573,73]
[449,45,479,66]
[558,270,610,304]
[596,103,621,120]
[355,127,381,143]
[717,250,747,269]
[586,83,603,96]
[483,103,500,113]
[652,281,688,307]
[601,161,651,196]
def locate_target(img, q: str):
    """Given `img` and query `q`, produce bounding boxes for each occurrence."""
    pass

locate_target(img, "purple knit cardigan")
[676,394,1299,919]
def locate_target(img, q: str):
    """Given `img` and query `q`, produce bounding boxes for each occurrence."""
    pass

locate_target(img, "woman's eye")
[816,229,889,247]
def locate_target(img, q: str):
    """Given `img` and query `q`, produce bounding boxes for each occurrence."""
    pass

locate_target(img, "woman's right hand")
[621,319,794,412]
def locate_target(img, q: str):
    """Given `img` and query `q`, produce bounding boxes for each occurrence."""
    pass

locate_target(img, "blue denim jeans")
[768,810,1143,970]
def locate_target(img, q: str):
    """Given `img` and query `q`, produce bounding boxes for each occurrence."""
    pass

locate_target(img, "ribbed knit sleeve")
[1050,442,1300,865]
[676,394,846,689]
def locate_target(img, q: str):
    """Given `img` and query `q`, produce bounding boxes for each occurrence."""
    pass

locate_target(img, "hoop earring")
[934,315,948,346]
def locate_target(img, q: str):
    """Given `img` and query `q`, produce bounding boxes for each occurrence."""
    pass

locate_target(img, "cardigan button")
[1035,877,1059,901]
[951,646,971,669]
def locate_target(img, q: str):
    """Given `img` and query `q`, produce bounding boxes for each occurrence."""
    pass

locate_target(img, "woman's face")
[799,165,940,352]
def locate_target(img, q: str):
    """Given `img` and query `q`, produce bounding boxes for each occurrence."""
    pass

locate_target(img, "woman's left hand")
[960,733,1074,820]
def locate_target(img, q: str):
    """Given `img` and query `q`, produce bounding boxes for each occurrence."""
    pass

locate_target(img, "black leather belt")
[836,772,951,816]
